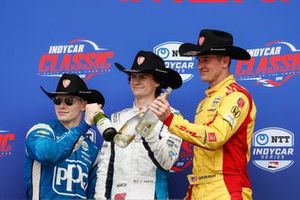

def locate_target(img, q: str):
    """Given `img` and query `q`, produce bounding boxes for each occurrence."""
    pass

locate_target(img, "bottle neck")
[94,112,106,124]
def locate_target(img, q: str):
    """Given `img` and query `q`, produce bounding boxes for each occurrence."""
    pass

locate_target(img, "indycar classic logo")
[0,130,15,157]
[154,41,195,83]
[38,39,115,80]
[252,127,294,173]
[235,41,300,87]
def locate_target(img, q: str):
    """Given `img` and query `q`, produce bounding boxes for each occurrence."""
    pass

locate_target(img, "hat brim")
[179,43,251,60]
[41,86,105,107]
[150,69,182,89]
[114,63,182,89]
[115,62,147,74]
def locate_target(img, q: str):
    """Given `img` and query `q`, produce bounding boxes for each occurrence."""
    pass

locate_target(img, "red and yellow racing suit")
[164,75,256,200]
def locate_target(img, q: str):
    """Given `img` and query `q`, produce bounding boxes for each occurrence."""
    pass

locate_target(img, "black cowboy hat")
[115,50,182,89]
[179,29,251,60]
[40,73,105,106]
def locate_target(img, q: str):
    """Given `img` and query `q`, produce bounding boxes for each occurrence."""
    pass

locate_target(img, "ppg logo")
[252,127,294,173]
[154,41,195,83]
[53,160,88,197]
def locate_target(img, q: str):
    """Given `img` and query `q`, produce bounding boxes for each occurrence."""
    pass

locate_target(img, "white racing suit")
[95,105,182,200]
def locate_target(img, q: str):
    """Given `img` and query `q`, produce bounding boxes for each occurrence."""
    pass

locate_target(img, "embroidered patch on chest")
[207,96,222,112]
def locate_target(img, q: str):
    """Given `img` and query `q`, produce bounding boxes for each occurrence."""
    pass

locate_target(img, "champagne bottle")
[113,113,140,148]
[135,87,172,138]
[94,112,118,142]
[113,123,136,148]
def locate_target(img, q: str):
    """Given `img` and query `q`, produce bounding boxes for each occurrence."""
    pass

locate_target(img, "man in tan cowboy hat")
[150,29,257,200]
[24,73,114,199]
[95,50,183,200]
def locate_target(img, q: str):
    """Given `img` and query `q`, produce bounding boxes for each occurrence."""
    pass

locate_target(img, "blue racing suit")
[24,119,101,199]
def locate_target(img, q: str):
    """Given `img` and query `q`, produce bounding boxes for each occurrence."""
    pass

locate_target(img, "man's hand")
[85,103,103,126]
[149,95,172,122]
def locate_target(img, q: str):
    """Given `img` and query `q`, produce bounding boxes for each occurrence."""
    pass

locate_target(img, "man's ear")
[82,100,88,111]
[222,56,231,69]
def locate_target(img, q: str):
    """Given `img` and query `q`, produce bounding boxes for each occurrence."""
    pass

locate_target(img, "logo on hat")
[63,79,71,88]
[137,56,145,65]
[115,50,182,89]
[41,73,105,106]
[198,36,205,46]
[179,29,250,60]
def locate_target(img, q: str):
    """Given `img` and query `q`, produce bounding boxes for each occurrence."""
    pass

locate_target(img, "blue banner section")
[1,0,299,199]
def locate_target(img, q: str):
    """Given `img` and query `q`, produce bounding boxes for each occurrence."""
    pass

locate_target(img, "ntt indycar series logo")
[252,127,295,173]
[38,39,115,80]
[235,41,300,87]
[154,41,195,83]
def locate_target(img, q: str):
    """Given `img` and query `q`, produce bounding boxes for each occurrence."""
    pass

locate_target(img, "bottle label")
[114,134,135,148]
[96,118,113,134]
[135,121,156,138]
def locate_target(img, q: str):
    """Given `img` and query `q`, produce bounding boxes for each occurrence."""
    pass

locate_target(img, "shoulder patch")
[26,123,54,139]
[36,130,51,136]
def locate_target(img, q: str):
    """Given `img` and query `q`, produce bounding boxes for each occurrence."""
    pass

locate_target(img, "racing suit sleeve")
[94,141,113,200]
[25,121,90,166]
[165,92,251,150]
[87,150,101,199]
[143,109,182,170]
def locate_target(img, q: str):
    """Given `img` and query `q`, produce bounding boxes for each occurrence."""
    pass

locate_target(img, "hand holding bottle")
[85,103,103,126]
[135,87,172,138]
[148,93,172,122]
[94,112,119,142]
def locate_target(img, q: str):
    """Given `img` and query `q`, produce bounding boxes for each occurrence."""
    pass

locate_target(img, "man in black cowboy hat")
[24,73,111,199]
[150,29,257,200]
[95,51,183,200]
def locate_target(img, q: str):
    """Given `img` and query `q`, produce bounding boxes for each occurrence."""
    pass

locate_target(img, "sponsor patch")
[37,130,50,136]
[207,132,217,142]
[223,113,235,128]
[237,97,245,108]
[230,105,241,118]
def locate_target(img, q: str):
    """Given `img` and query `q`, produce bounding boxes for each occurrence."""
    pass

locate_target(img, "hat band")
[210,48,226,51]
[155,69,168,73]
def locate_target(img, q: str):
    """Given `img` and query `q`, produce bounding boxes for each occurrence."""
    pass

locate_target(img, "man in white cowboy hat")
[24,73,112,199]
[149,29,257,200]
[95,50,183,200]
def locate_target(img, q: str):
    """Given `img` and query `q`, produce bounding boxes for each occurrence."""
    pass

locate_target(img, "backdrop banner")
[1,0,299,199]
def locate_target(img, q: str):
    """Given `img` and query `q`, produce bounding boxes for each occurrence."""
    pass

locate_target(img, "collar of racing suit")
[205,75,234,96]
